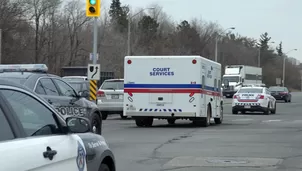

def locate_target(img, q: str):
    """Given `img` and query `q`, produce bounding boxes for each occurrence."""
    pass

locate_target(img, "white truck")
[222,65,262,98]
[123,56,223,127]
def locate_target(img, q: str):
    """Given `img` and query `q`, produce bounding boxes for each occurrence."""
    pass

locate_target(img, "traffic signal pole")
[93,17,98,65]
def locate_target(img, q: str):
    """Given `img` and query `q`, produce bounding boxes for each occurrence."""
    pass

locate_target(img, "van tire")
[102,112,108,120]
[143,117,153,127]
[167,118,176,124]
[194,105,211,127]
[214,106,223,124]
[91,113,102,135]
[135,118,144,127]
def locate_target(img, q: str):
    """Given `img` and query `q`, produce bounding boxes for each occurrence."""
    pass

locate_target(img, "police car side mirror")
[66,117,91,133]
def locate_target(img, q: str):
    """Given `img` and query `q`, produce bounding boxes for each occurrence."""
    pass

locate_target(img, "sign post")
[276,78,281,86]
[86,0,101,102]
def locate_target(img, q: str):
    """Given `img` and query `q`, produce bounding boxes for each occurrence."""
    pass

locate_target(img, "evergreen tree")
[109,0,128,32]
[258,32,271,51]
[138,16,159,35]
[276,41,283,56]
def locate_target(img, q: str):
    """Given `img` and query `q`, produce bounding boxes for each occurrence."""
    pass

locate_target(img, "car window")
[238,88,263,93]
[39,78,59,96]
[269,87,286,92]
[53,79,76,97]
[101,80,124,90]
[0,107,14,141]
[1,89,60,137]
[35,81,46,95]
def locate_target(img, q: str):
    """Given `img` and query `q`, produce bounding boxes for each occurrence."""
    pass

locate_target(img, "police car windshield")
[223,76,239,83]
[238,88,262,93]
[269,87,286,91]
[101,80,124,90]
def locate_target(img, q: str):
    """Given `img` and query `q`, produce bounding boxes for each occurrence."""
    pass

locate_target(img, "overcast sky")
[100,0,302,61]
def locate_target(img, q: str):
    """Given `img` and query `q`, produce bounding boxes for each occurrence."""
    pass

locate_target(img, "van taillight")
[192,59,197,64]
[257,95,264,99]
[97,90,105,97]
[127,60,132,64]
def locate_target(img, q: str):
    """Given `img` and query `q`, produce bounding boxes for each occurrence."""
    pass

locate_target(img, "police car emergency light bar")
[0,64,48,73]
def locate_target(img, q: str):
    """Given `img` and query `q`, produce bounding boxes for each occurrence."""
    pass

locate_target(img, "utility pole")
[214,27,235,62]
[282,49,298,87]
[127,7,155,56]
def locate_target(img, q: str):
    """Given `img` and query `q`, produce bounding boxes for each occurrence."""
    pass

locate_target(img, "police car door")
[52,78,86,117]
[0,88,87,171]
[34,78,73,116]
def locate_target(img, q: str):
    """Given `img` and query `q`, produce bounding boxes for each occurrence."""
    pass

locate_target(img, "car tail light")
[233,95,238,99]
[97,90,105,97]
[257,95,264,99]
[192,59,197,64]
[127,60,132,64]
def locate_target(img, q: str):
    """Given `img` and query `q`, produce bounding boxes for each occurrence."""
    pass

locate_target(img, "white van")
[123,56,223,127]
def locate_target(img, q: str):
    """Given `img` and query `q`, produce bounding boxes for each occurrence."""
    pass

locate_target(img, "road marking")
[232,119,254,121]
[262,119,281,123]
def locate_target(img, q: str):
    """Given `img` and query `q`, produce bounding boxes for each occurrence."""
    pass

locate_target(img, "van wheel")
[196,105,210,127]
[214,106,223,124]
[102,112,108,120]
[167,118,176,124]
[135,118,144,127]
[91,113,102,135]
[143,117,153,127]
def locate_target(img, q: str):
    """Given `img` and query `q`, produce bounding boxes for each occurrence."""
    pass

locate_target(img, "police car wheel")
[271,102,276,114]
[91,113,102,134]
[102,112,108,120]
[263,104,270,115]
[99,163,110,171]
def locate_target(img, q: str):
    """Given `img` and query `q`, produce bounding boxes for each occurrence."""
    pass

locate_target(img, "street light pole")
[282,49,298,87]
[215,27,235,62]
[127,7,155,56]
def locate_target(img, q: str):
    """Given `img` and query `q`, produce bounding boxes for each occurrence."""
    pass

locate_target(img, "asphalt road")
[102,93,302,171]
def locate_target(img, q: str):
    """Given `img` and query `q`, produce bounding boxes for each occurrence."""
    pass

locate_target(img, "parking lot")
[102,93,302,171]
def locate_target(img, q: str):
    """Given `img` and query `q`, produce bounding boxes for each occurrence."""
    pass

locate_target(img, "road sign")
[276,78,281,85]
[89,53,99,61]
[89,80,97,101]
[87,64,100,80]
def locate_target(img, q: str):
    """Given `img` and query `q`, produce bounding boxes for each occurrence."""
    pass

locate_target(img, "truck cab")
[222,65,262,98]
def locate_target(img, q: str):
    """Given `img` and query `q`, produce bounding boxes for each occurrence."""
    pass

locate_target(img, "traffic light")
[86,0,101,17]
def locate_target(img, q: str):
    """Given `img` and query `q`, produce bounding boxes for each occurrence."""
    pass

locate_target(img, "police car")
[232,86,276,114]
[0,64,103,134]
[0,79,115,171]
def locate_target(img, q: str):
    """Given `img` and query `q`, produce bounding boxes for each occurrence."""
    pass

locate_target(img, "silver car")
[97,79,126,120]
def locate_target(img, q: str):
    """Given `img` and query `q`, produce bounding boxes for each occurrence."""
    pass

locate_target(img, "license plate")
[111,95,119,99]
[227,94,230,96]
[244,106,251,109]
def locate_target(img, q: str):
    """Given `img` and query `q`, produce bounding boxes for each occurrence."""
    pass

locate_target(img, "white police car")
[0,79,115,171]
[232,87,276,115]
